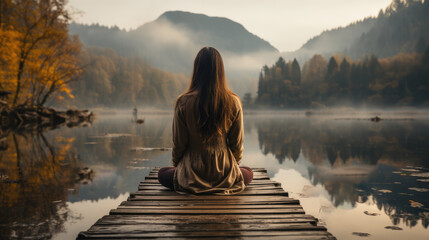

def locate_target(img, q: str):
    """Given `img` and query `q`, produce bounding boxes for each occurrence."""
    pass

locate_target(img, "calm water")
[1,112,429,239]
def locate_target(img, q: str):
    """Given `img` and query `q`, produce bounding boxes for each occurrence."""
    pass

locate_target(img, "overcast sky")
[68,0,392,52]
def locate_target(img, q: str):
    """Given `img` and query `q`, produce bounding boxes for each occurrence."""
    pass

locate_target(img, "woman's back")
[157,47,252,194]
[172,93,245,194]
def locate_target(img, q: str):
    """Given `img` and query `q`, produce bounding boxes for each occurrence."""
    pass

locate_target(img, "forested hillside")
[69,47,188,108]
[283,0,429,62]
[258,0,429,108]
[257,49,429,108]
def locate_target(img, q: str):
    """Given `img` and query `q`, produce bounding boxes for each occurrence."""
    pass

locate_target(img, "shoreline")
[0,107,94,132]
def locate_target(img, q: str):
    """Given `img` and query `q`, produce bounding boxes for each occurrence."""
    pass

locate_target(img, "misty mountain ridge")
[152,11,278,53]
[283,0,429,62]
[282,17,377,62]
[70,11,281,96]
[70,11,279,73]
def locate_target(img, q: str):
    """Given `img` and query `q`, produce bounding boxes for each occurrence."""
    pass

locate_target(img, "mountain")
[70,11,278,73]
[283,0,429,62]
[70,11,280,96]
[150,11,277,54]
[282,18,377,62]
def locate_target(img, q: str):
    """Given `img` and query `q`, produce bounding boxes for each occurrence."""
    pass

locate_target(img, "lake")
[1,111,428,239]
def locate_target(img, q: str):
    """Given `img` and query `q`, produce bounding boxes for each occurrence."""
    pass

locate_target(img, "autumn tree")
[0,0,81,108]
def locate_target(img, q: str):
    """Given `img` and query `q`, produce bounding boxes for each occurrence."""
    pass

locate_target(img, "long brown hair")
[181,47,237,143]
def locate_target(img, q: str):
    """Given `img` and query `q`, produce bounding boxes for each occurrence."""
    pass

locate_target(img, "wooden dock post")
[77,167,336,239]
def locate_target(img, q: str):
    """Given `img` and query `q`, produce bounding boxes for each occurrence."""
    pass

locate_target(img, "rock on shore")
[0,107,94,131]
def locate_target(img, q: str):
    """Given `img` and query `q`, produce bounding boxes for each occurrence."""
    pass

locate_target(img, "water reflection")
[254,117,429,232]
[1,113,429,239]
[0,130,82,239]
[0,115,174,239]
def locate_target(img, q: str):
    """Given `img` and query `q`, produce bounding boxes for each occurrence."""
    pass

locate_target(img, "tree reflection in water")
[255,118,429,229]
[0,130,83,239]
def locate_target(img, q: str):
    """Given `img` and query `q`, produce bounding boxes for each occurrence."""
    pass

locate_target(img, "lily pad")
[416,179,429,182]
[364,211,380,216]
[410,200,424,208]
[93,133,133,138]
[131,147,172,151]
[319,205,335,213]
[410,172,429,178]
[399,193,414,196]
[385,226,403,230]
[401,168,420,172]
[408,187,429,192]
[377,189,392,193]
[126,166,150,170]
[352,232,371,237]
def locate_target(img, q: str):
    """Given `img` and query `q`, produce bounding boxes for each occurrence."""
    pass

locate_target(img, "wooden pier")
[77,167,335,239]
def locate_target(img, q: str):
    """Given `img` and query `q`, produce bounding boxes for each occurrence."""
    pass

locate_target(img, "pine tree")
[291,59,301,85]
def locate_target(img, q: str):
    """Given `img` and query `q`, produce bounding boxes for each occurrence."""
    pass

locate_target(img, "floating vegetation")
[131,147,172,151]
[385,226,403,230]
[377,189,392,193]
[410,172,429,178]
[399,193,414,196]
[401,168,420,172]
[408,187,429,192]
[319,205,334,213]
[371,187,392,193]
[297,185,319,198]
[91,133,133,138]
[416,179,429,182]
[409,200,424,208]
[364,211,380,216]
[126,166,151,170]
[130,158,150,163]
[352,232,371,237]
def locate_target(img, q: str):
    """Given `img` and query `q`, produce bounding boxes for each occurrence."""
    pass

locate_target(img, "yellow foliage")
[0,0,82,107]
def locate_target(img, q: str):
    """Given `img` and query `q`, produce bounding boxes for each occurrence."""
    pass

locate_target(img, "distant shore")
[90,107,429,119]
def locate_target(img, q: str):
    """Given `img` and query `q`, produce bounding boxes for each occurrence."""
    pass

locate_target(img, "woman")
[157,47,253,194]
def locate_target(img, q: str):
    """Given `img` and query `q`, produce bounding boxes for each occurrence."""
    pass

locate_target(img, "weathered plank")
[78,231,333,239]
[140,179,282,186]
[118,200,300,206]
[119,202,301,208]
[77,167,336,240]
[86,223,327,234]
[127,195,295,201]
[95,214,319,225]
[130,189,289,197]
[110,208,306,215]
[150,167,268,173]
[138,185,284,191]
